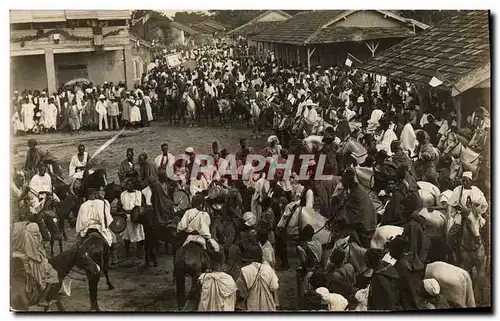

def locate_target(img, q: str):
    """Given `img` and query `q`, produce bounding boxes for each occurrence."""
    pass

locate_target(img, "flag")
[345,58,353,67]
[89,128,125,161]
[429,76,443,87]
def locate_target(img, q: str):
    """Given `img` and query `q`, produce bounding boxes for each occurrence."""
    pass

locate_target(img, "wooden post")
[365,40,380,57]
[44,48,56,95]
[307,47,316,72]
[452,95,463,129]
[297,47,300,66]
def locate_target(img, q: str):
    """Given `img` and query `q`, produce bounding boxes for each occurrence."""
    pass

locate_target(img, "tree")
[173,11,210,25]
[396,10,461,26]
[130,10,173,44]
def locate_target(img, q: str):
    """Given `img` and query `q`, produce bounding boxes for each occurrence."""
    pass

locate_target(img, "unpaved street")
[12,122,300,311]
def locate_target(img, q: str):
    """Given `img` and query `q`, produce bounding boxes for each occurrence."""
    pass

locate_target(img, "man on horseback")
[69,145,92,195]
[24,139,44,179]
[118,148,139,188]
[29,163,60,204]
[154,143,176,173]
[177,194,220,254]
[448,171,488,218]
[75,187,115,248]
[12,221,59,307]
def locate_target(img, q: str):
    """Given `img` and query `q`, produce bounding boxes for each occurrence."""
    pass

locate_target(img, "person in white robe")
[129,98,142,125]
[177,195,219,251]
[120,180,145,249]
[190,172,208,196]
[376,119,398,156]
[154,143,176,171]
[400,117,417,157]
[43,98,58,131]
[315,287,348,311]
[447,171,488,218]
[366,107,384,133]
[11,110,25,134]
[20,99,36,132]
[75,188,114,247]
[69,145,92,181]
[143,93,154,121]
[192,252,237,311]
[38,92,49,129]
[29,164,53,201]
[236,246,279,311]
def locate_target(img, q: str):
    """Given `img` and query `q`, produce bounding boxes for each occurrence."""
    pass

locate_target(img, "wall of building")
[334,11,404,28]
[54,50,125,86]
[258,11,289,22]
[11,55,47,91]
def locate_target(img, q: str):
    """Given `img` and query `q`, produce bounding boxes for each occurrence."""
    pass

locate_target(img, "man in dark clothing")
[332,169,377,248]
[388,235,426,311]
[321,134,340,176]
[373,150,397,193]
[366,248,401,311]
[391,140,417,178]
[423,115,441,146]
[24,139,44,178]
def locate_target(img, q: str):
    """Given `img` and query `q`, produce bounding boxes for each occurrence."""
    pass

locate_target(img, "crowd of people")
[11,41,491,312]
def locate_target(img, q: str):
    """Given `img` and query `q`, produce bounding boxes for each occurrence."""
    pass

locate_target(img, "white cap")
[462,171,473,179]
[99,94,105,99]
[243,211,256,227]
[423,278,440,296]
[439,190,453,204]
[185,147,194,154]
[306,99,317,107]
[357,95,364,103]
[267,135,278,144]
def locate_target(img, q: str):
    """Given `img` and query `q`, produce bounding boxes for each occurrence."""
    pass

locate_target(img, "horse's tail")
[464,270,476,307]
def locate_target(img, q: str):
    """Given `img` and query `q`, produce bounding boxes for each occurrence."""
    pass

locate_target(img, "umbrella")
[64,78,91,87]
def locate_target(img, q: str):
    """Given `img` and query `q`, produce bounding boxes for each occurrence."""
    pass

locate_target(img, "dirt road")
[12,122,301,312]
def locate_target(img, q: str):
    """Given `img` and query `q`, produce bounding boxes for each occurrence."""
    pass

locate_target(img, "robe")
[197,272,237,311]
[118,159,138,185]
[29,174,52,196]
[448,185,488,216]
[236,262,279,311]
[69,152,89,178]
[120,191,145,242]
[24,148,44,174]
[376,128,398,156]
[400,123,417,156]
[20,103,35,131]
[368,263,401,311]
[137,162,157,190]
[339,185,377,248]
[43,103,58,130]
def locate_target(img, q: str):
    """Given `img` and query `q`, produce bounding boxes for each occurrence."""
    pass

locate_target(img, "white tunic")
[154,153,176,170]
[44,103,58,129]
[120,191,145,243]
[240,262,279,311]
[75,199,114,246]
[400,123,417,156]
[29,174,52,196]
[448,185,488,216]
[130,105,141,122]
[69,152,89,178]
[20,103,35,131]
[197,272,237,311]
[376,128,398,156]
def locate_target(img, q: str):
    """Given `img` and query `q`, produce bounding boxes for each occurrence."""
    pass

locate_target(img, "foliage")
[396,10,462,26]
[10,28,126,44]
[172,11,210,25]
[130,10,173,44]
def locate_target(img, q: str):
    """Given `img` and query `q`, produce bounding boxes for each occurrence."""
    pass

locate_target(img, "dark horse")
[10,246,100,311]
[79,227,115,311]
[174,242,223,309]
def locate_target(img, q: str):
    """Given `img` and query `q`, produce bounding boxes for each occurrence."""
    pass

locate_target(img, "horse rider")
[29,163,60,204]
[69,144,92,194]
[448,171,488,219]
[12,221,59,307]
[154,143,176,173]
[42,154,64,184]
[75,187,115,248]
[177,194,220,255]
[24,139,44,179]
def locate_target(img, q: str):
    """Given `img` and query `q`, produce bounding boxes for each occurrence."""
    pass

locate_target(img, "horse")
[79,229,114,311]
[218,98,232,128]
[354,166,441,207]
[250,100,261,139]
[339,137,368,168]
[233,96,252,125]
[181,91,197,127]
[451,207,488,305]
[174,242,222,309]
[10,246,100,311]
[441,133,480,174]
[425,261,476,308]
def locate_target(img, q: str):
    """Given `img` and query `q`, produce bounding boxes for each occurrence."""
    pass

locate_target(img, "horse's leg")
[50,240,54,257]
[103,248,114,290]
[55,300,65,311]
[58,239,63,254]
[87,274,100,311]
[175,271,186,309]
[59,217,67,241]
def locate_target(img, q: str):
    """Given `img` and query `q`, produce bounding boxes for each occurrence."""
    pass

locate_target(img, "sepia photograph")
[8,7,492,312]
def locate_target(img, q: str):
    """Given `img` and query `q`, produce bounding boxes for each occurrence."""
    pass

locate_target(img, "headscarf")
[423,278,440,296]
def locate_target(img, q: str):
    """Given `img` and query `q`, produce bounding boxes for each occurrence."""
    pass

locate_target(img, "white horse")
[276,204,402,253]
[354,166,441,207]
[425,261,476,308]
[339,137,368,165]
[442,133,480,173]
[181,91,196,127]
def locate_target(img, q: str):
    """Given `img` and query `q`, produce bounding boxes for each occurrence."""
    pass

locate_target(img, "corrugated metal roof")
[10,10,130,23]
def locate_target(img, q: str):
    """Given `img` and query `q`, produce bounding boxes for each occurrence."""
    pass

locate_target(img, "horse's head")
[73,246,100,276]
[464,209,484,239]
[442,133,461,156]
[276,202,300,236]
[332,235,350,255]
[449,157,463,181]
